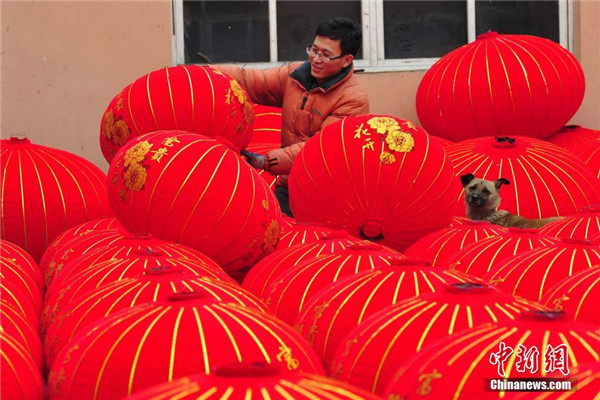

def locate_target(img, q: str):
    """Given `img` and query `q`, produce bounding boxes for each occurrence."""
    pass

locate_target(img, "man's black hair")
[315,17,362,57]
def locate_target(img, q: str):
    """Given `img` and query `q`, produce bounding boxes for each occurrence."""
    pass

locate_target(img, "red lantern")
[294,260,478,372]
[417,32,585,141]
[540,204,600,239]
[331,283,546,394]
[0,240,42,292]
[263,243,406,324]
[446,227,557,278]
[448,136,600,219]
[39,217,124,271]
[431,135,453,148]
[242,231,369,298]
[250,104,282,145]
[276,221,337,250]
[1,136,113,262]
[0,255,43,318]
[107,131,281,280]
[0,332,44,400]
[127,362,381,400]
[289,115,459,251]
[573,138,600,180]
[1,278,41,326]
[0,301,43,370]
[448,215,471,227]
[100,65,254,162]
[485,238,600,301]
[542,266,600,324]
[47,297,324,400]
[404,220,505,267]
[384,311,599,400]
[545,125,600,153]
[42,250,230,334]
[44,271,265,369]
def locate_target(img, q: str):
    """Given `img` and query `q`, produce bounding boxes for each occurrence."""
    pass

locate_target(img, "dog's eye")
[482,188,490,194]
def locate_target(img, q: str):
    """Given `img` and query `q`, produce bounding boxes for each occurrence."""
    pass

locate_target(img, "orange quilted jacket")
[214,61,369,185]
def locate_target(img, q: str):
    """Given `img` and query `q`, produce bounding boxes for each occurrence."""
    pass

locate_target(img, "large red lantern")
[573,137,600,180]
[250,104,282,145]
[417,32,585,141]
[539,204,600,239]
[1,137,113,262]
[384,311,599,400]
[47,298,324,399]
[289,115,459,251]
[404,220,505,267]
[276,221,337,250]
[107,131,281,280]
[446,227,557,278]
[485,238,600,301]
[448,135,600,219]
[0,332,44,400]
[0,240,42,292]
[331,283,545,394]
[0,301,43,370]
[545,125,600,153]
[44,272,265,368]
[127,363,381,400]
[100,65,254,162]
[0,254,43,318]
[542,266,600,325]
[263,243,406,324]
[242,232,370,298]
[294,260,478,372]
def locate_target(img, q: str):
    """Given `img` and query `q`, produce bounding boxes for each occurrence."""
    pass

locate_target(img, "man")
[215,17,369,216]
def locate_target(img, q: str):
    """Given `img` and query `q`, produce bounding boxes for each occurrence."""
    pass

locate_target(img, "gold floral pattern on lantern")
[102,109,131,146]
[230,80,247,104]
[380,151,397,164]
[124,141,153,167]
[386,129,415,152]
[262,219,279,252]
[367,117,402,136]
[124,162,148,191]
[352,117,416,165]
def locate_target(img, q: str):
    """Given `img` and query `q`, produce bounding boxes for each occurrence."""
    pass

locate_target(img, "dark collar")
[290,61,353,92]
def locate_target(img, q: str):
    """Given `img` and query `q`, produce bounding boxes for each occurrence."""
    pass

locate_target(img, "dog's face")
[460,173,509,214]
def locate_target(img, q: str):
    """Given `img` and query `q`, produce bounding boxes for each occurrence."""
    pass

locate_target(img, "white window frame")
[172,0,572,71]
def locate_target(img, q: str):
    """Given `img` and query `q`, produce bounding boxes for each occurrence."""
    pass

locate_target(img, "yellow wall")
[1,0,599,171]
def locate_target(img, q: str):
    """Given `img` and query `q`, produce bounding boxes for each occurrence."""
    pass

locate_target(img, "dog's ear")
[460,173,476,187]
[494,178,510,190]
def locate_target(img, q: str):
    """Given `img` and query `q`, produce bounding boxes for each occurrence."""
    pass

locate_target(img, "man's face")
[308,35,353,83]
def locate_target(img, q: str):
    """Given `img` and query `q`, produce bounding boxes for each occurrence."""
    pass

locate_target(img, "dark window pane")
[184,1,269,64]
[475,0,559,43]
[276,1,362,62]
[383,1,467,59]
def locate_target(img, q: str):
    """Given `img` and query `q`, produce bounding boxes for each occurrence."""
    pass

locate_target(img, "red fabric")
[485,238,600,301]
[294,260,480,372]
[0,239,43,292]
[44,273,265,369]
[331,283,546,394]
[289,115,459,251]
[448,136,600,219]
[0,295,40,331]
[431,135,453,148]
[417,32,585,141]
[263,243,406,324]
[107,131,281,280]
[0,301,43,370]
[276,221,337,250]
[573,138,600,180]
[241,232,368,298]
[0,255,43,319]
[127,364,381,400]
[545,125,600,153]
[39,217,124,271]
[542,265,600,325]
[384,312,599,400]
[446,227,558,278]
[47,299,324,400]
[250,104,282,145]
[0,137,113,262]
[0,332,44,400]
[404,220,506,267]
[540,204,600,239]
[100,66,254,163]
[41,248,230,335]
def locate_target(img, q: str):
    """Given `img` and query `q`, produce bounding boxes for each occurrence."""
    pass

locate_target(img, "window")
[173,0,571,72]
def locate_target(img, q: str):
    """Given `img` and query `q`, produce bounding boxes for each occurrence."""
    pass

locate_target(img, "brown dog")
[460,173,562,229]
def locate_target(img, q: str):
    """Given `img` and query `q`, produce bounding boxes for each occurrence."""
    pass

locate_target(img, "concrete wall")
[2,0,599,171]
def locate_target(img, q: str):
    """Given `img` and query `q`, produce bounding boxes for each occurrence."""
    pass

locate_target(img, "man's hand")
[240,149,266,169]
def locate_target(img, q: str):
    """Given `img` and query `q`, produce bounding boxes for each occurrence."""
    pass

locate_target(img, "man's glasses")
[306,45,345,62]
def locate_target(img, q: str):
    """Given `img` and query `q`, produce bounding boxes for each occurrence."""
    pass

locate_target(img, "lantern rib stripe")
[423,46,449,134]
[274,385,296,400]
[467,40,484,135]
[451,42,477,137]
[145,73,159,130]
[279,382,322,400]
[127,84,141,135]
[569,330,600,362]
[126,306,172,396]
[557,332,578,368]
[17,152,29,250]
[491,40,518,134]
[165,68,178,128]
[340,120,365,210]
[431,49,459,136]
[199,66,216,128]
[513,157,541,217]
[182,66,196,130]
[359,273,392,322]
[415,302,447,352]
[71,155,107,215]
[312,135,353,215]
[523,152,579,210]
[484,41,499,134]
[1,151,14,236]
[0,339,27,394]
[504,331,532,379]
[449,326,512,365]
[191,307,211,375]
[499,38,534,123]
[168,308,185,381]
[394,135,432,212]
[575,275,600,320]
[2,287,25,316]
[24,150,50,252]
[210,305,269,363]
